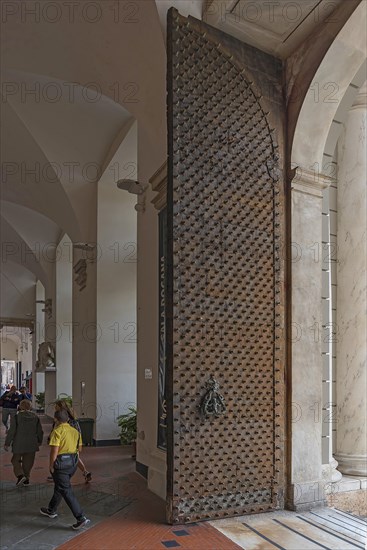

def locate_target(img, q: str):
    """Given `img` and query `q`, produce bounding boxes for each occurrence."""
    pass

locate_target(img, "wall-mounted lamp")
[73,243,97,251]
[116,179,148,212]
[116,179,147,195]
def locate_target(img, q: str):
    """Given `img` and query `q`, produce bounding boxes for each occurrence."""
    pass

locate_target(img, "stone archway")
[288,2,366,509]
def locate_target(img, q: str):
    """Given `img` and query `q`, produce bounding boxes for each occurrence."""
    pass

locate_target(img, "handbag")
[54,453,78,470]
[53,433,80,470]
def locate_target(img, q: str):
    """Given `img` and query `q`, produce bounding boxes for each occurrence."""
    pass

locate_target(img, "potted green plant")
[117,406,137,458]
[35,391,45,412]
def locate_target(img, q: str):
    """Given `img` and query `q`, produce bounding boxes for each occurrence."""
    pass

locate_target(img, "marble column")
[289,168,332,510]
[335,82,367,476]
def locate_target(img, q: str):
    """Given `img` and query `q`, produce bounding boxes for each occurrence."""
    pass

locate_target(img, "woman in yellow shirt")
[40,409,90,530]
[47,400,92,482]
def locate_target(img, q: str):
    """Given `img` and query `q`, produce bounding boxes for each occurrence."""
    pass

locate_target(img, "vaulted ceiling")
[203,0,344,59]
[155,0,346,59]
[1,0,364,322]
[1,0,166,319]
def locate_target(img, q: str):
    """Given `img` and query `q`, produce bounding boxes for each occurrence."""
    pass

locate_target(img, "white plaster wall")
[56,234,73,397]
[0,340,17,361]
[136,183,166,498]
[96,122,138,441]
[0,261,36,318]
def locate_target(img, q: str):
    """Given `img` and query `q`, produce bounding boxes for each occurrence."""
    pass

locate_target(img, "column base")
[322,458,343,483]
[147,466,166,500]
[334,453,367,476]
[286,481,327,511]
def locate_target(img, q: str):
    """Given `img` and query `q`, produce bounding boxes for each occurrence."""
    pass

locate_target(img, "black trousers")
[48,462,84,520]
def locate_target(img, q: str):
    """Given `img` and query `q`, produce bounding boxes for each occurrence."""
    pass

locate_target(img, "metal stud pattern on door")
[167,9,286,524]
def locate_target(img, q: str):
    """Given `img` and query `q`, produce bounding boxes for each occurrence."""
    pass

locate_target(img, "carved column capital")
[350,80,367,111]
[291,168,334,198]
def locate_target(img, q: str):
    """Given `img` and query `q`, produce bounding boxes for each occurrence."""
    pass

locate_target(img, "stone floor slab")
[210,508,367,550]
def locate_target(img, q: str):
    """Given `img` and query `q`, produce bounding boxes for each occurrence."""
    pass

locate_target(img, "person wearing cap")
[40,409,90,530]
[4,399,43,486]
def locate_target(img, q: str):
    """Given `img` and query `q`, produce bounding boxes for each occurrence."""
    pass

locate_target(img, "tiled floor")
[1,415,366,550]
[0,415,241,550]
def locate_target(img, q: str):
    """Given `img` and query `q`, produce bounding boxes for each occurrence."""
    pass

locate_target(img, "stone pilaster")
[71,246,97,422]
[335,82,367,476]
[289,168,333,510]
[44,274,57,414]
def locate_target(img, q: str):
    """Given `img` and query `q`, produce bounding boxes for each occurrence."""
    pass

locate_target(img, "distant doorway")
[1,360,16,386]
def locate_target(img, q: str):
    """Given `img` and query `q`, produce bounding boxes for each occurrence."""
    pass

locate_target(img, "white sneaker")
[16,475,26,487]
[72,517,90,530]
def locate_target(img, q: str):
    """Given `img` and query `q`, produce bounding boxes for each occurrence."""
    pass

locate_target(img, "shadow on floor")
[0,478,132,549]
[0,415,137,550]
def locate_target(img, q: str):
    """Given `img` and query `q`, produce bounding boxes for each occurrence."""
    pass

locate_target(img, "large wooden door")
[166,8,286,524]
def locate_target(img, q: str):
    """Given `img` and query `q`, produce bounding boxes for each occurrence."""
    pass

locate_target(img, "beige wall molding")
[0,318,34,329]
[350,80,367,110]
[291,167,334,198]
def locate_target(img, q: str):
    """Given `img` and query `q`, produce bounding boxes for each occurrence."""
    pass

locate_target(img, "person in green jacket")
[4,399,43,486]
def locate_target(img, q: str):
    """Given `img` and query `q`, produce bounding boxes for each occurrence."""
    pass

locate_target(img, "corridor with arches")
[1,0,366,547]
